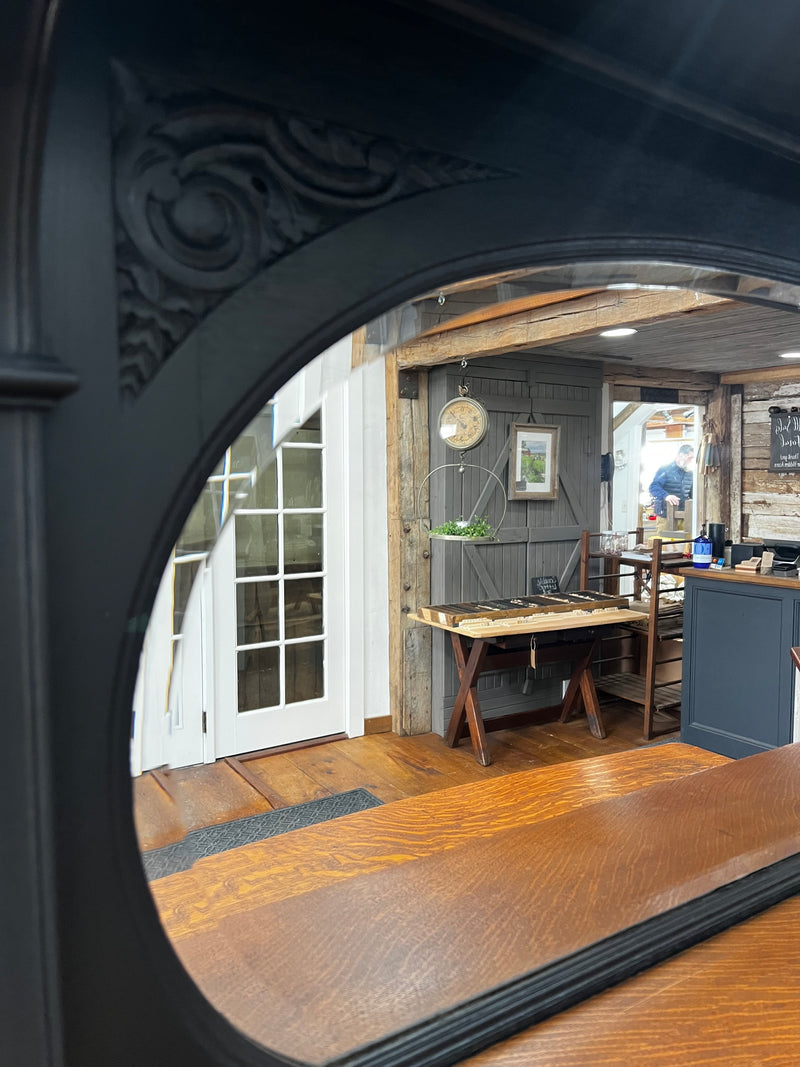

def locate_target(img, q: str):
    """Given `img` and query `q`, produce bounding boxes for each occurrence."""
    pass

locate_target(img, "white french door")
[212,394,347,757]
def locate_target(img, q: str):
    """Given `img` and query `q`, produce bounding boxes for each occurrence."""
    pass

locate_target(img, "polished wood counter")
[143,743,800,1065]
[151,744,728,943]
[464,893,800,1066]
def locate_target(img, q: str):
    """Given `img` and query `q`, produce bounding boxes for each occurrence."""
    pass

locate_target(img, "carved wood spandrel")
[112,62,509,400]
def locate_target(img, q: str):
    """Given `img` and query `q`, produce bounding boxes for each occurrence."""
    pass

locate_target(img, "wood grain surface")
[151,745,725,941]
[150,745,757,1062]
[463,894,800,1066]
[409,609,643,637]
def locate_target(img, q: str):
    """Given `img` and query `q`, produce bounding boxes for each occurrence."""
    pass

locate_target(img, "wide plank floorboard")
[134,699,677,851]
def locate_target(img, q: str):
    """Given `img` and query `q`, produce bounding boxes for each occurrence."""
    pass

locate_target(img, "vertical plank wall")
[741,378,800,540]
[428,355,602,734]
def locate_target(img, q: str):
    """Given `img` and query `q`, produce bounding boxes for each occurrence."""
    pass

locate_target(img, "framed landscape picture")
[508,422,560,500]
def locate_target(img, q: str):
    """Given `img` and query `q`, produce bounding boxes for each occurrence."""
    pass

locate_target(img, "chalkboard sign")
[531,575,560,595]
[770,411,800,471]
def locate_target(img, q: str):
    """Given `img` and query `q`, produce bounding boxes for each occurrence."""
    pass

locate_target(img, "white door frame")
[211,382,353,758]
[134,359,382,771]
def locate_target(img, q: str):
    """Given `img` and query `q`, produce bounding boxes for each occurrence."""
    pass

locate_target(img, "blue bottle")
[693,524,713,569]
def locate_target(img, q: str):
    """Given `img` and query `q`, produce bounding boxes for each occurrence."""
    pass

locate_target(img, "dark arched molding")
[112,63,510,400]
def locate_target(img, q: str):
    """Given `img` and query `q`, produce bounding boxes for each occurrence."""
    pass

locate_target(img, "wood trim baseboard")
[364,715,393,735]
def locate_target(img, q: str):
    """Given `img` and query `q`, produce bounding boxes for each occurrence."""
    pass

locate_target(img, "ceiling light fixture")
[779,351,800,359]
[600,327,638,338]
[606,283,680,291]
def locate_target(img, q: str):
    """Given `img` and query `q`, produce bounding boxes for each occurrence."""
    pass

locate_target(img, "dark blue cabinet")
[682,573,800,758]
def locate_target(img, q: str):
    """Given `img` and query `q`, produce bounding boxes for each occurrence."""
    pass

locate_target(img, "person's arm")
[650,465,680,508]
[649,465,668,506]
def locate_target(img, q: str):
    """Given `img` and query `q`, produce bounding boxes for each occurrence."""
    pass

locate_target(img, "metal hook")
[458,359,472,396]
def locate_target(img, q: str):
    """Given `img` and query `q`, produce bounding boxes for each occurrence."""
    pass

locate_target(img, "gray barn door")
[428,355,602,734]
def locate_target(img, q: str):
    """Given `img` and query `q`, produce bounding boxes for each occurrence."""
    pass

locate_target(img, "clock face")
[438,396,489,451]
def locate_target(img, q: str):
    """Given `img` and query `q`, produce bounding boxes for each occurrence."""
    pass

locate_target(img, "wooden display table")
[410,607,642,765]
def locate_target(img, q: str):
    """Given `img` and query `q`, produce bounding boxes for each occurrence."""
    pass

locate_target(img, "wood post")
[385,353,432,734]
[702,384,732,534]
[729,389,743,543]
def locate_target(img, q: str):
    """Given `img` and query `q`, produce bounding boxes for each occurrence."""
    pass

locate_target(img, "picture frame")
[508,422,560,500]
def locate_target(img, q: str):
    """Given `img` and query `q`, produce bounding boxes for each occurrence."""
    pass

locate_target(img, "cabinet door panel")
[684,584,784,756]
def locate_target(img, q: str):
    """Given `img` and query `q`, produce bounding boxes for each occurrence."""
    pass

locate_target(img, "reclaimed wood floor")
[134,698,677,852]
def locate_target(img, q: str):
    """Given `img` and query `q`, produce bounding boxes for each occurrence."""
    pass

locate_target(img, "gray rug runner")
[142,787,382,881]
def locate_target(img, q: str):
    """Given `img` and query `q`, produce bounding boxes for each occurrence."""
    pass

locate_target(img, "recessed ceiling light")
[606,283,680,291]
[600,327,638,338]
[779,351,800,359]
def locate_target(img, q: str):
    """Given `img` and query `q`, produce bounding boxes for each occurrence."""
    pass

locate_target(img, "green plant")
[429,515,494,538]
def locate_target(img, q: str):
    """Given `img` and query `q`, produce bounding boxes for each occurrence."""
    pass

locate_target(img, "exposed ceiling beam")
[604,363,718,390]
[612,403,641,433]
[394,289,731,368]
[720,365,800,385]
[416,288,603,336]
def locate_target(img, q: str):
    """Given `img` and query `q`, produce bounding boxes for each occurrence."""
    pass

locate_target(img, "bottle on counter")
[724,539,733,567]
[693,523,713,569]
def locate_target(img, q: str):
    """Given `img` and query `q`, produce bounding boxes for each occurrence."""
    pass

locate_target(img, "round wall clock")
[437,394,489,451]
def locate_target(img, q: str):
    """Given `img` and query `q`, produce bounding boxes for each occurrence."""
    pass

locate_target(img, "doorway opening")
[612,402,701,539]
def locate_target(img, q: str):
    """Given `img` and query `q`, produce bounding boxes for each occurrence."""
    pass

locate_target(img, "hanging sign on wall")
[769,410,800,471]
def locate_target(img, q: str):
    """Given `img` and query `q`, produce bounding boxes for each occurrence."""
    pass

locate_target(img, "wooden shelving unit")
[579,530,692,740]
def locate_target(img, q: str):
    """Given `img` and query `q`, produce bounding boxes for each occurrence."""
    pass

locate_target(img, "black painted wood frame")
[6,1,800,1064]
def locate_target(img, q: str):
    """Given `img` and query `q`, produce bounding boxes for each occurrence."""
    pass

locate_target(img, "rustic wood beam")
[395,290,731,368]
[384,354,432,735]
[417,288,603,336]
[701,385,732,534]
[720,364,800,385]
[729,390,743,543]
[603,363,718,390]
[612,402,641,432]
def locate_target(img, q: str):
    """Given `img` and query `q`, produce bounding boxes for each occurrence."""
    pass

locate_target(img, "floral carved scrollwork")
[113,63,509,400]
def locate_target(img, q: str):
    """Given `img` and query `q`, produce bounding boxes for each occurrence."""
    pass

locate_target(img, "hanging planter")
[429,515,495,542]
[417,464,507,542]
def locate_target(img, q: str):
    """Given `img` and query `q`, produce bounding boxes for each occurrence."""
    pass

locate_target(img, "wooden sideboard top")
[678,566,800,591]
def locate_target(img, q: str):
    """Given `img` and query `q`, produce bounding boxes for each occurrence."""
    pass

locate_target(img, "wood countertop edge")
[679,567,800,590]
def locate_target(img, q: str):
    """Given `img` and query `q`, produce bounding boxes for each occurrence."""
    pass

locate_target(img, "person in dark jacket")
[649,444,694,528]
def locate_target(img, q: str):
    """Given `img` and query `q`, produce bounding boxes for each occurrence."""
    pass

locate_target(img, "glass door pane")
[235,413,326,716]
